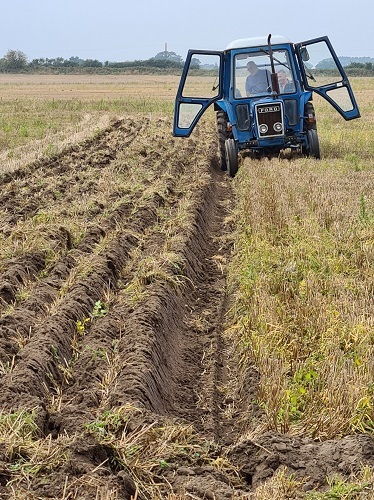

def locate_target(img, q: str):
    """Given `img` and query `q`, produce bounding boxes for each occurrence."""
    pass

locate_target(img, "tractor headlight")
[273,122,283,132]
[259,124,268,134]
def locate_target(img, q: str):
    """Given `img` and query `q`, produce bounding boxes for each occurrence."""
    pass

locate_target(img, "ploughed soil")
[0,116,373,499]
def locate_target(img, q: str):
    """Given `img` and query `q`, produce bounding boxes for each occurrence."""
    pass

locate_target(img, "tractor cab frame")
[173,35,360,176]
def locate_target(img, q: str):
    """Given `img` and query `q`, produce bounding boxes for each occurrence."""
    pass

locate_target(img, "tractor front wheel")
[225,138,239,177]
[216,111,228,171]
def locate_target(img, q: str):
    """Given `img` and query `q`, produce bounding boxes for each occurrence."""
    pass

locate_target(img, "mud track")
[0,116,373,499]
[0,116,246,498]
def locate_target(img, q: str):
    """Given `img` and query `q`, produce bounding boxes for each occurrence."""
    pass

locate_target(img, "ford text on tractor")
[173,35,360,177]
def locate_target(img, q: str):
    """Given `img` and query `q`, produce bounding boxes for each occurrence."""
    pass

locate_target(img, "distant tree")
[29,58,46,67]
[52,57,65,67]
[0,49,28,71]
[69,56,84,66]
[316,58,335,70]
[81,59,103,68]
[338,56,374,66]
[190,58,201,69]
[316,56,374,69]
[345,61,374,76]
[153,50,183,65]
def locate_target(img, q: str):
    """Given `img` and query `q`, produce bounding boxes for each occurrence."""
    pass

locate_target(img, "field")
[0,74,373,499]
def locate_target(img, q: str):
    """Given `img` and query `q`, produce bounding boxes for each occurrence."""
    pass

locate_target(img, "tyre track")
[43,130,231,438]
[105,165,231,438]
[0,116,243,499]
[0,118,223,432]
[49,134,234,443]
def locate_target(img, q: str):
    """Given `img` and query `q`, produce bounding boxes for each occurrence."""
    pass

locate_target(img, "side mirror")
[300,47,310,61]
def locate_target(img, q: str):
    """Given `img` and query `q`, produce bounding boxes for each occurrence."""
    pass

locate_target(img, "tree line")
[316,56,374,76]
[344,62,374,76]
[0,49,185,74]
[1,49,374,76]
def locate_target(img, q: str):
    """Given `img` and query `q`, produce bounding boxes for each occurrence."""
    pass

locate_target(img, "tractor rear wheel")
[307,129,321,159]
[225,138,239,177]
[302,102,321,159]
[216,110,228,171]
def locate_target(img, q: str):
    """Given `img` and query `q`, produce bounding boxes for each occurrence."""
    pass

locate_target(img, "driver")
[245,61,271,96]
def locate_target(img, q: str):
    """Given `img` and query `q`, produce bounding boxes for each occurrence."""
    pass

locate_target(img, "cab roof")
[225,35,292,50]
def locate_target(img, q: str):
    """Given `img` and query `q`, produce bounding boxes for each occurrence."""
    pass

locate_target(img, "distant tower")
[164,43,168,59]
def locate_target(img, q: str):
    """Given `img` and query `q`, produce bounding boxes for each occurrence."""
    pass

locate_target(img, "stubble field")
[0,74,373,499]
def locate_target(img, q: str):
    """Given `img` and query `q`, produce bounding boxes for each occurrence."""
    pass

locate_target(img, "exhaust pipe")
[267,33,280,97]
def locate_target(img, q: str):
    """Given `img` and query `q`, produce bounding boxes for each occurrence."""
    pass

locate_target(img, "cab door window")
[299,39,357,114]
[182,54,221,98]
[178,53,221,130]
[301,40,343,87]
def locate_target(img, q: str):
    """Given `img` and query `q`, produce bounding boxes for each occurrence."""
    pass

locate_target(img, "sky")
[1,0,374,63]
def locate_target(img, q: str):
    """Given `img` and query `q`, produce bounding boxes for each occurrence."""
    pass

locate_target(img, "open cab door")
[173,50,224,137]
[296,36,360,120]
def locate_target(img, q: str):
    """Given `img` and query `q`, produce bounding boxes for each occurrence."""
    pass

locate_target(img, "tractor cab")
[173,35,360,176]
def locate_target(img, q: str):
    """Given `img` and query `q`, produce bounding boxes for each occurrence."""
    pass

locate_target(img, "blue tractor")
[173,35,360,177]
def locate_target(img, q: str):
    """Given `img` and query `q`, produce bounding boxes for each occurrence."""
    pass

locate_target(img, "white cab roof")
[225,35,292,50]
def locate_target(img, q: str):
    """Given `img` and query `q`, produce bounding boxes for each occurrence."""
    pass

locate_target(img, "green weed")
[92,299,107,318]
[359,194,371,224]
[305,473,373,499]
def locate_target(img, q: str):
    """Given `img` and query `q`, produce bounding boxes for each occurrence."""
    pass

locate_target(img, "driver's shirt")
[245,70,271,95]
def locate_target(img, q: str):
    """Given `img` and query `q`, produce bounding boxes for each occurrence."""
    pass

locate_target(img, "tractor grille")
[255,102,284,138]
